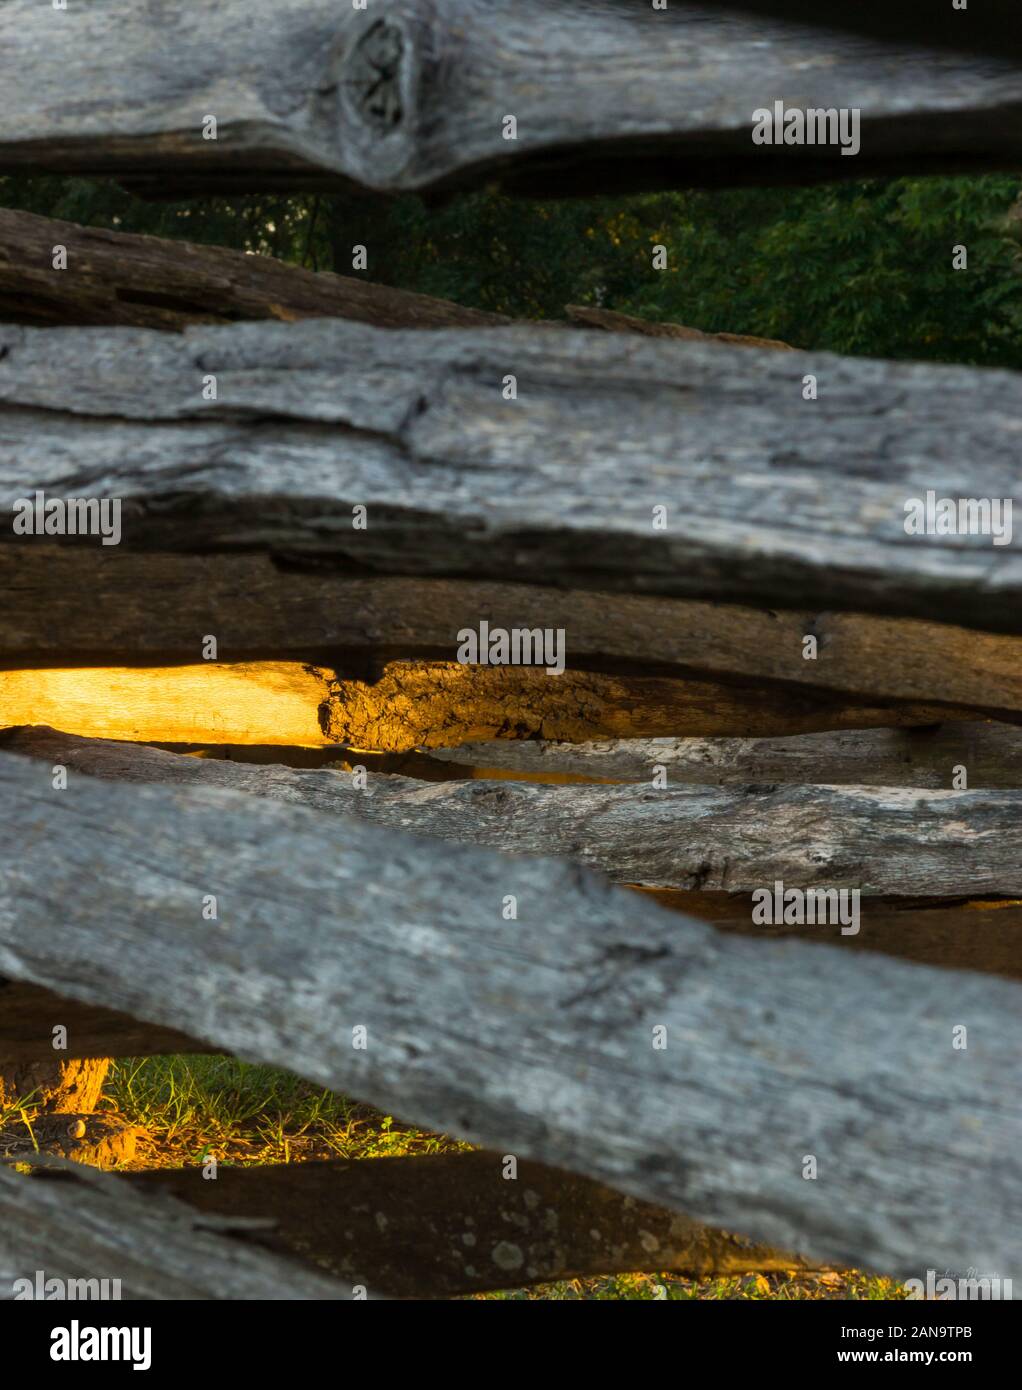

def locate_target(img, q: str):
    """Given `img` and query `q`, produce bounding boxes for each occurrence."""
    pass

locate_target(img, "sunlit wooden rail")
[0,662,999,750]
[5,551,1022,721]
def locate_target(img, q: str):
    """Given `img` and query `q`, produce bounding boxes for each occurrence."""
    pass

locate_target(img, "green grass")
[102,1054,468,1169]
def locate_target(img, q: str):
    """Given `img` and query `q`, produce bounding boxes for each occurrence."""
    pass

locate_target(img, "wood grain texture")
[129,1150,819,1296]
[5,554,1022,724]
[3,727,1018,895]
[691,2,1022,61]
[0,207,507,332]
[0,1057,109,1115]
[0,1164,365,1300]
[430,723,1022,789]
[0,663,330,747]
[7,729,1021,981]
[0,748,1020,1278]
[5,897,1020,1065]
[0,663,977,750]
[1,1,1020,196]
[1,319,1019,631]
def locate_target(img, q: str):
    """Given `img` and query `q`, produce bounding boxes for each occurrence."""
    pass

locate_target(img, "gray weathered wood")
[10,900,1020,1053]
[0,1163,366,1300]
[0,748,1020,1279]
[694,2,1022,61]
[2,1,1021,196]
[1,320,1020,631]
[429,723,1022,789]
[5,553,1022,722]
[5,727,1020,895]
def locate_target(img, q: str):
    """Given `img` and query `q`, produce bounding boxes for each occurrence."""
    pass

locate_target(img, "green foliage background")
[3,173,1022,367]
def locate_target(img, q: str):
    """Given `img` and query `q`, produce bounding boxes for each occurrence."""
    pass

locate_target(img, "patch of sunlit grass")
[473,1271,910,1301]
[103,1055,467,1170]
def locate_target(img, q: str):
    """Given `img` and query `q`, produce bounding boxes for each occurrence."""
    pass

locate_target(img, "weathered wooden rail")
[1,978,206,1066]
[2,5,1021,1302]
[5,727,1022,988]
[0,207,792,346]
[4,728,1020,897]
[1,747,1020,1284]
[0,1161,365,1300]
[0,207,508,332]
[1,318,1020,632]
[428,723,1022,789]
[2,0,1021,197]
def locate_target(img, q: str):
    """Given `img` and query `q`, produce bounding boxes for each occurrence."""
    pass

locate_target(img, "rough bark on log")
[4,900,1018,1067]
[0,1059,108,1116]
[0,207,507,332]
[0,1164,366,1300]
[10,900,1014,1068]
[429,723,1022,789]
[0,978,207,1065]
[0,749,1020,1279]
[129,1150,818,1297]
[2,1,1021,196]
[4,552,1021,721]
[4,728,1018,896]
[2,320,1019,631]
[0,664,978,750]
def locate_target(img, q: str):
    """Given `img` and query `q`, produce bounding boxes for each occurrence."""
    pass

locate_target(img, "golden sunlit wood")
[0,663,329,747]
[0,660,982,752]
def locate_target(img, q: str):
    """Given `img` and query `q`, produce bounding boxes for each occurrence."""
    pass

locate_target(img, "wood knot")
[349,20,406,130]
